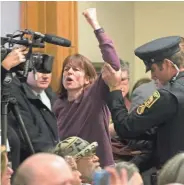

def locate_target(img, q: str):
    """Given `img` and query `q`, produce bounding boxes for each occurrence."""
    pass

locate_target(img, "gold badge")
[136,91,160,115]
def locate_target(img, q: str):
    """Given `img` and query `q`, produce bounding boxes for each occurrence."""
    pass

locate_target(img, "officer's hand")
[102,63,122,92]
[1,47,27,70]
[82,8,101,30]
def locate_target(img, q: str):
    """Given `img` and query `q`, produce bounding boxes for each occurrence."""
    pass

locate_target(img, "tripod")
[1,72,35,154]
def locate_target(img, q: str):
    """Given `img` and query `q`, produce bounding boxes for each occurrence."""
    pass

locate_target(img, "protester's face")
[150,62,171,85]
[62,63,89,92]
[1,155,13,185]
[76,154,101,183]
[120,70,129,97]
[27,71,52,90]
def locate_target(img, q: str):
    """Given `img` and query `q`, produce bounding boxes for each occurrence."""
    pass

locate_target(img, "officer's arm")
[107,89,177,139]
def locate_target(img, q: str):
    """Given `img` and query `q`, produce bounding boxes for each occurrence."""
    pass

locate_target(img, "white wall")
[78,1,184,85]
[0,1,20,36]
[78,2,134,68]
[133,2,184,82]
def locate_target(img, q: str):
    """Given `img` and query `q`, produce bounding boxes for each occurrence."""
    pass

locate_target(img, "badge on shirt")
[136,90,160,115]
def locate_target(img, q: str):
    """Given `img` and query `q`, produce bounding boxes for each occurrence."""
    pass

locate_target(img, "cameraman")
[1,47,26,171]
[7,52,59,163]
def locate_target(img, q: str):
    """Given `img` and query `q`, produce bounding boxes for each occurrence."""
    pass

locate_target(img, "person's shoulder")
[135,81,156,93]
[131,81,157,101]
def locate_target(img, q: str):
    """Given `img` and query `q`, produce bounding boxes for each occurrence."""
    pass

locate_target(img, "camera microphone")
[34,32,71,47]
[1,37,45,48]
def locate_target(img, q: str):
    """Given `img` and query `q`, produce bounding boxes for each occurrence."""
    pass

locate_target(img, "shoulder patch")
[136,90,160,115]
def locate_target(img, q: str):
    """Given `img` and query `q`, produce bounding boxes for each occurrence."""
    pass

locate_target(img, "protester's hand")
[1,47,27,70]
[106,167,143,185]
[82,8,101,30]
[102,63,122,92]
[106,167,129,185]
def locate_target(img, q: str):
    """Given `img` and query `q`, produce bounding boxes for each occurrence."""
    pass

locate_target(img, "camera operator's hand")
[83,8,101,30]
[1,47,27,71]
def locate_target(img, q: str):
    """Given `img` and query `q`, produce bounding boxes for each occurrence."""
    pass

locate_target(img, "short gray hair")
[158,153,184,185]
[115,161,139,181]
[120,58,130,77]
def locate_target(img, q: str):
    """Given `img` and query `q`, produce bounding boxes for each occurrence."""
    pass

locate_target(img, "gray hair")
[115,161,139,181]
[158,153,184,185]
[120,58,130,78]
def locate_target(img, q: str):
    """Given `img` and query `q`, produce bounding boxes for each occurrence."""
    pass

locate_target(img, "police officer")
[101,36,184,170]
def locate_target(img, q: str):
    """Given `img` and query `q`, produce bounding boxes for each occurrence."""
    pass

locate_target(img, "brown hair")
[58,54,97,98]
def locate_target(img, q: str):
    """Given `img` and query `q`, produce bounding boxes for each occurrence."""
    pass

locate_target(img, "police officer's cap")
[134,36,181,72]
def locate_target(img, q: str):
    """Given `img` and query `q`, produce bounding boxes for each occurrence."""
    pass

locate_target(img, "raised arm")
[83,8,120,71]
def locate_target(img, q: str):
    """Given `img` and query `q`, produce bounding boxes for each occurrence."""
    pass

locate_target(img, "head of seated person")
[1,146,14,185]
[53,136,101,184]
[115,161,143,185]
[13,153,73,185]
[158,152,184,185]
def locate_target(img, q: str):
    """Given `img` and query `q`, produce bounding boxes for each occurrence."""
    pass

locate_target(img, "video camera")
[1,29,71,78]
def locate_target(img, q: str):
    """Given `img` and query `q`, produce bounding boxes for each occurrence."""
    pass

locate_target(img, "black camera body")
[1,29,71,77]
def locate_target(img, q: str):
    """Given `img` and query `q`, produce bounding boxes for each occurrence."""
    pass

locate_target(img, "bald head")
[13,153,73,185]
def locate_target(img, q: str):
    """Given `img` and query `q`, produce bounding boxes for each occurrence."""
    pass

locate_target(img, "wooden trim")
[20,1,78,92]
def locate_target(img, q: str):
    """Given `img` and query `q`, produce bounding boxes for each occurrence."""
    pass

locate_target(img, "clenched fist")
[83,8,101,30]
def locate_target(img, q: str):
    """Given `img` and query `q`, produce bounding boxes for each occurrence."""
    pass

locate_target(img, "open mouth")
[66,77,73,82]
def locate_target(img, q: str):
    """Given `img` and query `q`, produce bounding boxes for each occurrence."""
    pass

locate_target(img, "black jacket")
[8,77,59,162]
[107,72,184,168]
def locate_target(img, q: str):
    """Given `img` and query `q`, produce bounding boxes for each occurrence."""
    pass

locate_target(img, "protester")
[53,8,120,167]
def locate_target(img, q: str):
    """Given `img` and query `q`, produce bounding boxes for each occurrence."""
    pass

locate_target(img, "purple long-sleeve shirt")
[53,29,120,167]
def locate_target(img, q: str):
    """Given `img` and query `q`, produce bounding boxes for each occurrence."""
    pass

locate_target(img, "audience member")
[109,59,130,137]
[8,53,59,163]
[119,59,131,108]
[115,161,143,185]
[105,166,139,185]
[53,136,101,184]
[179,37,184,52]
[13,153,73,185]
[158,153,184,185]
[1,146,14,185]
[53,8,120,167]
